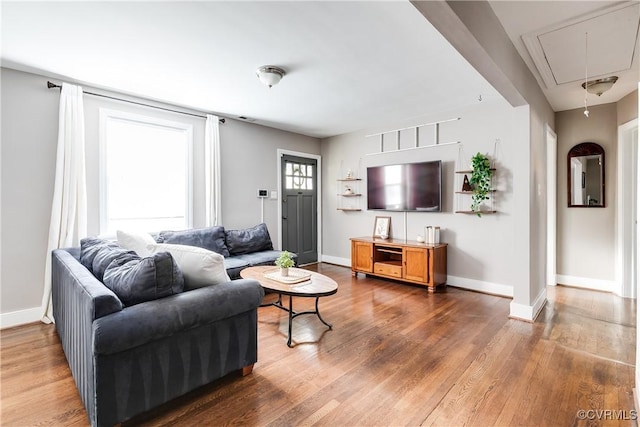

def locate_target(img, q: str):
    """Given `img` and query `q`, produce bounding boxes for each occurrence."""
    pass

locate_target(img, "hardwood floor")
[1,264,636,426]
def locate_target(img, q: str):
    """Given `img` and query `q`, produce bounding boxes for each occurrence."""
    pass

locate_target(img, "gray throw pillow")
[156,226,230,257]
[92,244,135,282]
[80,237,120,272]
[102,252,184,306]
[225,223,273,256]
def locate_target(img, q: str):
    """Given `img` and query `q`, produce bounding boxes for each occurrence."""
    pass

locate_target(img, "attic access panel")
[523,2,639,88]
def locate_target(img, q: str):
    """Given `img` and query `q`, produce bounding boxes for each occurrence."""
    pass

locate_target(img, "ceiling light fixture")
[581,76,619,96]
[256,65,286,88]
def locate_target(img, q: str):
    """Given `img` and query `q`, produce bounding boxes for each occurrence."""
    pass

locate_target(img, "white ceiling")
[490,0,640,113]
[2,2,638,139]
[0,1,499,139]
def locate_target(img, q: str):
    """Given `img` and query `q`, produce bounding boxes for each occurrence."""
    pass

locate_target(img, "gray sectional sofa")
[51,223,291,426]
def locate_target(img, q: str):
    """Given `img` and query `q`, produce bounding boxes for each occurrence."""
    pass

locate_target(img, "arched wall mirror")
[567,142,605,207]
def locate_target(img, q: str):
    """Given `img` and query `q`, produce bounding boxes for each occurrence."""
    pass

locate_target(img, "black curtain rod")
[47,81,225,123]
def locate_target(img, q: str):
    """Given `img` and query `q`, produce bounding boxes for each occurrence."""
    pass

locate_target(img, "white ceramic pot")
[280,267,289,277]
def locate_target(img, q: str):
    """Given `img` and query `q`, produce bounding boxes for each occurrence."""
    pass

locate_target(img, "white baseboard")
[318,258,514,298]
[320,255,351,268]
[556,274,616,293]
[447,275,513,297]
[509,288,547,322]
[1,307,42,329]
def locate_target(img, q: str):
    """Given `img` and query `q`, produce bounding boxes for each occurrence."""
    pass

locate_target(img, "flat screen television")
[367,160,442,212]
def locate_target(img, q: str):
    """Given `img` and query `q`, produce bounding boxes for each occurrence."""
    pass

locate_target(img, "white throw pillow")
[147,243,231,290]
[117,230,156,257]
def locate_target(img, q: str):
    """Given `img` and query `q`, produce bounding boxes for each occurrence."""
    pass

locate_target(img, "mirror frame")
[567,142,605,208]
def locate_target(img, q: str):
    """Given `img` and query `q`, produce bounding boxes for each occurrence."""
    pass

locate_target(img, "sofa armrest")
[93,279,265,355]
[52,249,123,321]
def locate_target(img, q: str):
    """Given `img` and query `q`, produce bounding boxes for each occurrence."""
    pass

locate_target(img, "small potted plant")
[275,251,295,276]
[470,152,492,217]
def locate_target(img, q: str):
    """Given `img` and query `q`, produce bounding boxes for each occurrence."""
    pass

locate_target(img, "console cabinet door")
[352,241,373,273]
[403,247,429,284]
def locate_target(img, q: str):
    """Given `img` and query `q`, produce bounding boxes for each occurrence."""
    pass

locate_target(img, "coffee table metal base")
[262,294,333,347]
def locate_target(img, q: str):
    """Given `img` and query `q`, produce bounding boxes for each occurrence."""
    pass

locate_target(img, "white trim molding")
[510,288,547,322]
[1,307,42,329]
[616,118,638,298]
[320,255,351,267]
[556,274,616,293]
[447,275,513,297]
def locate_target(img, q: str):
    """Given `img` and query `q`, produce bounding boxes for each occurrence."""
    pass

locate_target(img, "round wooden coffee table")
[240,265,338,347]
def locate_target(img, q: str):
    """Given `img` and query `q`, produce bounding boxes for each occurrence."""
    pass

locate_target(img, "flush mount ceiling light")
[581,76,619,96]
[256,65,286,88]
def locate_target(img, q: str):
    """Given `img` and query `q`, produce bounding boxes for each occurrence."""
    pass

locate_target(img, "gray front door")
[281,154,317,265]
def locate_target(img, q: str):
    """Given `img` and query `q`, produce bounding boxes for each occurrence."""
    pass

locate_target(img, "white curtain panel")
[41,83,88,323]
[204,114,222,226]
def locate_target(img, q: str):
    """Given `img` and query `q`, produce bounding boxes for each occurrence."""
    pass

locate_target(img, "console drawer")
[374,262,403,278]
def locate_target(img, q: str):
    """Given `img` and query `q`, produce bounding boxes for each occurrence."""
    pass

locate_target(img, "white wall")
[321,98,528,297]
[555,103,617,290]
[0,67,320,326]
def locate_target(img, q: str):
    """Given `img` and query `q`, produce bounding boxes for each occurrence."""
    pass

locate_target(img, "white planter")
[280,267,289,277]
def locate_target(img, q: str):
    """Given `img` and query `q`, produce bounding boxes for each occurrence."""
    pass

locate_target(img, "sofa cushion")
[234,250,297,268]
[102,251,184,306]
[147,243,230,290]
[223,257,251,280]
[155,226,230,257]
[116,230,156,257]
[225,223,273,256]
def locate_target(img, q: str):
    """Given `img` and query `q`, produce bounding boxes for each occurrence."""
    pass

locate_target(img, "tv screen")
[367,161,442,211]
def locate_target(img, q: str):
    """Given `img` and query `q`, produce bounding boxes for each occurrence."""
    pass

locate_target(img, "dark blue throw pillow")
[156,226,230,258]
[225,223,273,256]
[102,252,184,306]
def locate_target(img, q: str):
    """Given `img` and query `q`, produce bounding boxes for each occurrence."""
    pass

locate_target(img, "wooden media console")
[350,237,447,292]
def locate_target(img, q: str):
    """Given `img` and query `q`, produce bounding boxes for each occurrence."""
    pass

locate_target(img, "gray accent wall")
[411,0,555,314]
[0,67,320,318]
[1,68,60,316]
[321,98,529,295]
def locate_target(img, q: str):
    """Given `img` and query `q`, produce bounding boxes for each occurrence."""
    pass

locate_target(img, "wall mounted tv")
[367,160,442,212]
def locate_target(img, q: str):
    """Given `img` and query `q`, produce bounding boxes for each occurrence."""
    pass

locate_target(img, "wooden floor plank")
[0,264,635,426]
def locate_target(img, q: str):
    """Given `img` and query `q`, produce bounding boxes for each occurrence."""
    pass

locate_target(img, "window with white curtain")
[99,109,193,234]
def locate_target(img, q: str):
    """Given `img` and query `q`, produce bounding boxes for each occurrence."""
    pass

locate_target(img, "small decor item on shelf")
[275,251,295,276]
[344,185,354,195]
[373,216,391,239]
[470,152,493,217]
[416,235,425,243]
[346,168,354,179]
[462,175,473,192]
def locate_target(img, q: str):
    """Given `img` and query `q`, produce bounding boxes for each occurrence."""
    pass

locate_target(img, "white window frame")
[99,108,193,235]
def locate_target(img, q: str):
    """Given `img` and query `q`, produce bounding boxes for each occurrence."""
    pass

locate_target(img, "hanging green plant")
[470,152,492,217]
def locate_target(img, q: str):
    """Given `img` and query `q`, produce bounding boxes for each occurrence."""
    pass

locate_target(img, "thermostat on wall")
[257,189,268,198]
